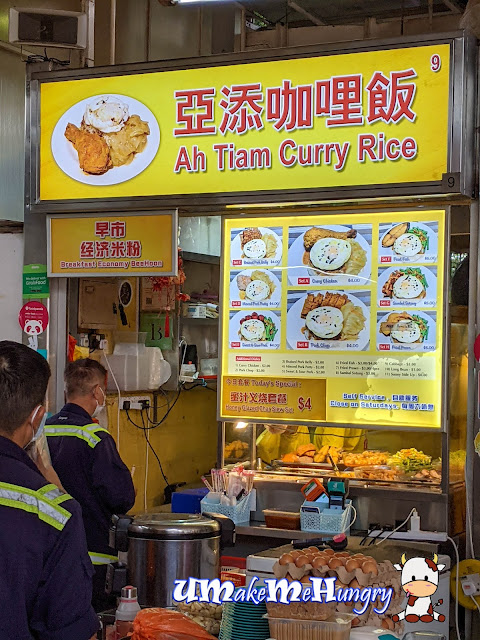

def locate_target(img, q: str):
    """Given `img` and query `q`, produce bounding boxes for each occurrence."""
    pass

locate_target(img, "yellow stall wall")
[106,388,217,513]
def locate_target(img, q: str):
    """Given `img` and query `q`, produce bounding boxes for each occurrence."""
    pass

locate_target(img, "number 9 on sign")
[298,396,312,411]
[431,54,441,72]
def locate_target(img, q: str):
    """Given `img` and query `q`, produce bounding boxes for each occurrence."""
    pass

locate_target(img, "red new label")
[232,301,241,307]
[297,341,309,349]
[231,342,241,348]
[232,260,242,266]
[381,256,392,263]
[379,344,390,351]
[298,278,310,285]
[380,300,391,306]
[236,356,261,361]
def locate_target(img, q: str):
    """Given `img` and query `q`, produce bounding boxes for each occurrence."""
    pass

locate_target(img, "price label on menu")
[220,211,445,429]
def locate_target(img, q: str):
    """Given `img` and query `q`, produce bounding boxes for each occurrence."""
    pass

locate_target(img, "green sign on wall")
[23,264,49,299]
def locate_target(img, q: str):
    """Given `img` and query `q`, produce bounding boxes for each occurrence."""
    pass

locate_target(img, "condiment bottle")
[115,585,141,639]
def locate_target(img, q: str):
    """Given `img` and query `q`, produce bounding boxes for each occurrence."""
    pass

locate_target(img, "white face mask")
[26,407,47,449]
[92,387,106,419]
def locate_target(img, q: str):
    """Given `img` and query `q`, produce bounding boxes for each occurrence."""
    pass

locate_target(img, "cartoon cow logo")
[392,554,446,623]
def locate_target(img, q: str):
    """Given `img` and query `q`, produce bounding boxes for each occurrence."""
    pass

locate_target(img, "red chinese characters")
[110,241,126,258]
[219,83,264,135]
[366,69,417,124]
[80,241,95,259]
[174,88,216,136]
[326,75,364,127]
[266,81,313,131]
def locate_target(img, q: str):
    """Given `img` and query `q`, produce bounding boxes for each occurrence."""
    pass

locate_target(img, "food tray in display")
[230,226,283,267]
[378,220,438,264]
[265,613,354,640]
[287,224,372,286]
[263,509,301,530]
[376,310,436,353]
[353,466,399,481]
[286,290,370,351]
[273,459,347,471]
[341,451,389,468]
[377,266,437,308]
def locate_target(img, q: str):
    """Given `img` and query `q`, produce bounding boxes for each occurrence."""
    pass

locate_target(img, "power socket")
[120,396,150,411]
[461,573,480,597]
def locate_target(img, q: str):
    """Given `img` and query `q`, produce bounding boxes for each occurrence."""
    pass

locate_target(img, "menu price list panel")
[220,211,445,428]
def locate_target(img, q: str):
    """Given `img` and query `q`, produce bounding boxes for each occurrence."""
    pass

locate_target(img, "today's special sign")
[37,43,451,204]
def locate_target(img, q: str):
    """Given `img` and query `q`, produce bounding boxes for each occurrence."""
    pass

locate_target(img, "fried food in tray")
[342,451,389,467]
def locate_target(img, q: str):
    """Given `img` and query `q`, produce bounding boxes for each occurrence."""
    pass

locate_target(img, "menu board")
[219,211,446,429]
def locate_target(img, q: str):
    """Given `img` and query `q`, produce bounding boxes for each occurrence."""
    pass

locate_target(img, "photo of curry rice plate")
[239,227,279,260]
[64,95,150,175]
[236,270,276,302]
[379,311,430,345]
[381,267,428,300]
[302,226,367,275]
[300,292,366,342]
[238,312,278,342]
[381,222,430,256]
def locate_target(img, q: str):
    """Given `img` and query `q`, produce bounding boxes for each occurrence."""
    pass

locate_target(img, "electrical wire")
[143,388,181,427]
[471,595,480,615]
[375,508,416,546]
[342,505,357,534]
[448,535,461,640]
[125,407,170,487]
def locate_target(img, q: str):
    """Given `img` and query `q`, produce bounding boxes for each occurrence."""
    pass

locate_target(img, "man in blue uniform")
[46,358,136,612]
[0,341,98,640]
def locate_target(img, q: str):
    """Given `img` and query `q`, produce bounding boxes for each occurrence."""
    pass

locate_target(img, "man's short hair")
[0,341,51,435]
[65,359,107,398]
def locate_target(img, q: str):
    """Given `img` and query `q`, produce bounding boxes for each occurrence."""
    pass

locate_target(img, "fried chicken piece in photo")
[65,123,113,175]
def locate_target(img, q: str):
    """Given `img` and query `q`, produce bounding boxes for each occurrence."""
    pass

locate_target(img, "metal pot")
[109,512,234,607]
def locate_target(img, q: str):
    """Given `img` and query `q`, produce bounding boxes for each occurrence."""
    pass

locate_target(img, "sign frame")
[217,206,451,433]
[46,210,178,278]
[27,33,475,214]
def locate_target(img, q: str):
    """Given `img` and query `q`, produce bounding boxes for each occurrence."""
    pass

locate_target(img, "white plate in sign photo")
[286,290,370,351]
[230,227,283,267]
[288,224,372,286]
[377,266,437,308]
[51,94,160,186]
[229,269,282,309]
[376,310,436,353]
[379,221,438,264]
[229,310,281,349]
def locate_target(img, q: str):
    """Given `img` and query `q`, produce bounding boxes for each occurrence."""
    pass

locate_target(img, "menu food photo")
[220,211,445,429]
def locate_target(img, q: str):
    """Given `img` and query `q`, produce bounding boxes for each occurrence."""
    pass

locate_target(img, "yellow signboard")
[47,212,177,277]
[39,44,450,202]
[219,210,445,429]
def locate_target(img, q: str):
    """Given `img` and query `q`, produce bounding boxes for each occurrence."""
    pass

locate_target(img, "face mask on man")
[26,411,47,448]
[92,387,106,419]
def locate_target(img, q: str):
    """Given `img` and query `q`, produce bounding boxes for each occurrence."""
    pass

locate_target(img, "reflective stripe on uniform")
[0,481,72,531]
[89,552,118,566]
[45,424,109,448]
[37,483,65,502]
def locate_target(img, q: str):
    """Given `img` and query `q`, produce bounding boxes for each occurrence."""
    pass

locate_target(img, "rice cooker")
[108,512,235,607]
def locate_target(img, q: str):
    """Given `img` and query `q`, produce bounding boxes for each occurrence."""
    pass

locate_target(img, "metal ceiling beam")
[287,0,326,25]
[442,0,464,12]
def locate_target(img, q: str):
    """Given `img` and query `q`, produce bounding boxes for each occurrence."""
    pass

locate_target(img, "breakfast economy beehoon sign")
[47,212,178,277]
[36,42,453,205]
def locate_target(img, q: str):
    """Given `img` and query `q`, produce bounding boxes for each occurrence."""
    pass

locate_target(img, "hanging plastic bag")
[131,608,216,640]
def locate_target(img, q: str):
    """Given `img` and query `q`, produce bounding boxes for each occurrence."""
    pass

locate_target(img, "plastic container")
[300,499,353,535]
[265,613,353,640]
[201,490,255,524]
[171,488,209,514]
[115,586,141,639]
[263,508,301,530]
[105,346,170,391]
[200,358,218,377]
